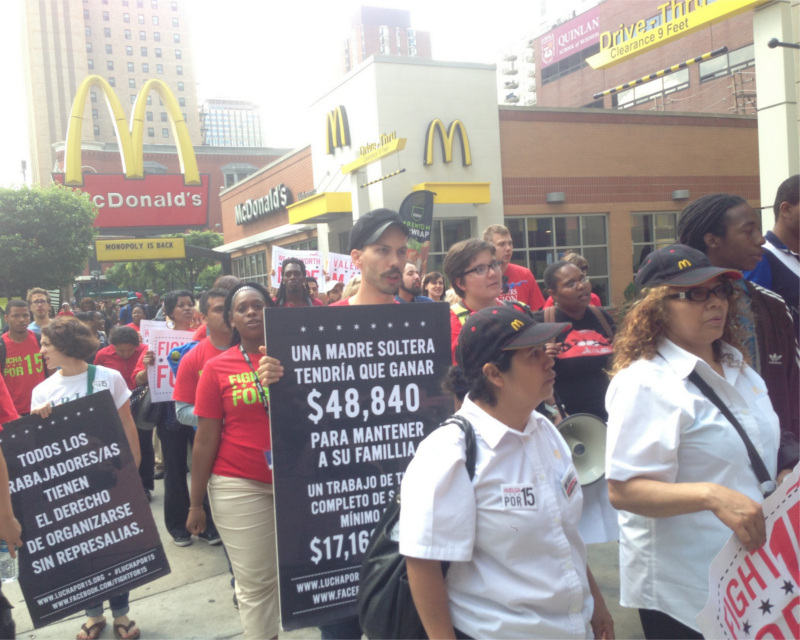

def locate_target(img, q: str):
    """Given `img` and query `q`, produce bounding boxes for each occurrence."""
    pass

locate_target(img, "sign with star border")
[0,391,170,628]
[697,463,800,639]
[264,302,453,631]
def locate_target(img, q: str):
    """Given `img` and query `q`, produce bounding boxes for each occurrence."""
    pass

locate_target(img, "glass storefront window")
[232,251,268,286]
[631,212,678,277]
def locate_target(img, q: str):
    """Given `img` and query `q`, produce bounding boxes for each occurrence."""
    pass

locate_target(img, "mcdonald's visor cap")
[635,244,742,293]
[348,208,409,253]
[456,306,571,372]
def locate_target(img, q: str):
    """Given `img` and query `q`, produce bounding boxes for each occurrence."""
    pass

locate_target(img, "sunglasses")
[667,282,734,302]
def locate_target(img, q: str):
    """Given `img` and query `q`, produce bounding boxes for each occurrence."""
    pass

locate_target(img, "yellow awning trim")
[412,182,491,204]
[287,192,352,224]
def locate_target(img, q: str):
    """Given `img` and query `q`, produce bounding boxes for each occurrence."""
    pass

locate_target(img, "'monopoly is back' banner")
[697,463,800,639]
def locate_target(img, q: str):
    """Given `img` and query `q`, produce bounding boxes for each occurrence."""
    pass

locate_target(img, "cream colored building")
[22,0,200,185]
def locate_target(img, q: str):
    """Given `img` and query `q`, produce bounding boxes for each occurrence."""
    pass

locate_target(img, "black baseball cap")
[456,306,571,372]
[635,244,742,293]
[348,208,409,252]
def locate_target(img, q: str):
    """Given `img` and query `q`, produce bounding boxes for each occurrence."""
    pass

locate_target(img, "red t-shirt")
[2,331,46,415]
[0,375,18,426]
[542,294,601,308]
[274,297,324,307]
[93,343,147,390]
[498,263,545,310]
[194,346,272,484]
[173,337,228,405]
[329,298,400,307]
[126,322,141,332]
[191,324,208,341]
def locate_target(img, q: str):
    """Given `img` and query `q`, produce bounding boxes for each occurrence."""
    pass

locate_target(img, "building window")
[151,0,158,7]
[91,91,97,103]
[232,253,269,286]
[142,62,149,72]
[123,13,130,22]
[615,68,690,108]
[122,0,129,5]
[126,46,133,55]
[148,127,154,137]
[156,63,163,73]
[138,14,145,23]
[162,128,169,138]
[427,220,473,278]
[108,76,115,86]
[631,212,678,277]
[175,49,181,59]
[155,48,162,57]
[137,0,143,6]
[125,29,131,39]
[104,27,111,37]
[172,17,179,27]
[505,214,611,305]
[146,95,152,104]
[152,15,159,25]
[173,33,180,43]
[84,9,89,19]
[102,11,109,20]
[127,62,134,71]
[85,26,91,36]
[176,65,182,75]
[699,44,755,82]
[92,108,98,119]
[146,111,153,121]
[177,81,184,91]
[131,95,137,103]
[88,59,94,69]
[178,97,185,107]
[171,1,177,9]
[160,112,168,121]
[287,239,319,251]
[541,42,600,86]
[86,42,93,52]
[93,125,100,136]
[139,30,146,40]
[105,44,113,53]
[129,78,136,88]
[141,47,148,56]
[107,60,114,70]
[154,31,160,41]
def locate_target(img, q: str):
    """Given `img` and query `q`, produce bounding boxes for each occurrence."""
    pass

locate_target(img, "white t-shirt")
[31,365,131,411]
[605,338,780,631]
[400,396,592,639]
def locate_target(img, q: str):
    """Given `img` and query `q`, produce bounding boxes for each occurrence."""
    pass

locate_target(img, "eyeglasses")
[667,282,734,302]
[463,260,503,277]
[562,275,590,289]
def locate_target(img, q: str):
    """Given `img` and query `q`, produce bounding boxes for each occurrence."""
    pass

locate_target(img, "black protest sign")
[265,303,453,631]
[2,391,169,628]
[399,190,434,275]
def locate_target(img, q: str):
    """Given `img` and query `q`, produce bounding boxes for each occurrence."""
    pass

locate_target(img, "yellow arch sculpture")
[423,119,472,167]
[64,75,200,186]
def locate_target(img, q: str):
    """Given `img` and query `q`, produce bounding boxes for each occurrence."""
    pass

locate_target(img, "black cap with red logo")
[635,244,742,293]
[456,306,571,372]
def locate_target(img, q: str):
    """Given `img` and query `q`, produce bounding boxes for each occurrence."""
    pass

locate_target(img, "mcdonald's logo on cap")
[54,75,209,233]
[424,119,472,167]
[510,319,524,331]
[325,106,350,155]
[677,260,692,270]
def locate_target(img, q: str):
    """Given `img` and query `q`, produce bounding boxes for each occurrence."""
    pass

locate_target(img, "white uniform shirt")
[31,365,131,411]
[605,339,780,631]
[399,396,593,639]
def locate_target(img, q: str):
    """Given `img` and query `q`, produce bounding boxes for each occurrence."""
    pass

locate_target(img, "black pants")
[639,609,704,640]
[0,587,13,640]
[156,422,214,540]
[137,427,155,491]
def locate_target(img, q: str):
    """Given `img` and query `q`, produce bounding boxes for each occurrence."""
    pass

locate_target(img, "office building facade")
[200,99,264,148]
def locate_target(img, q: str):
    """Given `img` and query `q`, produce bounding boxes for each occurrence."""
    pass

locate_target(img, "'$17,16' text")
[307,384,420,425]
[310,530,373,564]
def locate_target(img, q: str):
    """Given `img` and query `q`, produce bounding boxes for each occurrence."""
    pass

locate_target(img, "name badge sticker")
[561,466,578,500]
[500,483,537,510]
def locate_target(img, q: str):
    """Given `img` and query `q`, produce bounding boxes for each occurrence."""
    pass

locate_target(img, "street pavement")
[5,477,644,639]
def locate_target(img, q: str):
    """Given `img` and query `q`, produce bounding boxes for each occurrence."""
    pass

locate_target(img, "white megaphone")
[557,413,607,486]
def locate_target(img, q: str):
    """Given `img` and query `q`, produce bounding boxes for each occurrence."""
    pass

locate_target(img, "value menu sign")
[265,303,453,630]
[2,392,170,628]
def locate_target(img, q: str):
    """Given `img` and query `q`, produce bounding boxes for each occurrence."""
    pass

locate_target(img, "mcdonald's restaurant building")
[217,55,760,307]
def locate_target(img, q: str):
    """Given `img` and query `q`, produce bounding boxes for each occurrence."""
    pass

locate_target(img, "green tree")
[104,230,224,293]
[0,184,96,298]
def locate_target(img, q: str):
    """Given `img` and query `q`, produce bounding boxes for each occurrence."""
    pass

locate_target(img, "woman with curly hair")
[605,245,791,640]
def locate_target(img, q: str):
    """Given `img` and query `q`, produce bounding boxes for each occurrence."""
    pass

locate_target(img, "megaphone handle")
[553,390,568,420]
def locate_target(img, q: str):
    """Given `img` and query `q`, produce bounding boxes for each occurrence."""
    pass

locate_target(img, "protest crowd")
[0,176,797,640]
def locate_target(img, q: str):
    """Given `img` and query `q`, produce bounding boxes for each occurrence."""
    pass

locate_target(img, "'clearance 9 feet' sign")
[265,303,452,630]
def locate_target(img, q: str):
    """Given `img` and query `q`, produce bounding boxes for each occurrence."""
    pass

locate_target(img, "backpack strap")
[86,365,97,396]
[0,336,6,375]
[440,414,477,480]
[588,305,614,341]
[450,302,471,326]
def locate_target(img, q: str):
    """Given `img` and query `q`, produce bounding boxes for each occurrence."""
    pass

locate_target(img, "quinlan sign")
[53,76,209,233]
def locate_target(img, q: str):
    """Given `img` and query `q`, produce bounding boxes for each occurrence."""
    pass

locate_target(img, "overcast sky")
[0,0,540,188]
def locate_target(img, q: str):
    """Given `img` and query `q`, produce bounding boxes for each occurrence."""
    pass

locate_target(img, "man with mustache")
[395,261,433,304]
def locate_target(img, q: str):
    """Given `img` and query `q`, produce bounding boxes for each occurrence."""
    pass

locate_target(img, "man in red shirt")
[1,301,46,416]
[274,258,324,307]
[483,224,545,310]
[0,376,19,426]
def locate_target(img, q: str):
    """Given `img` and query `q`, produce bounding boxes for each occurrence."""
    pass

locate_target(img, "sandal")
[113,620,140,640]
[77,619,106,640]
